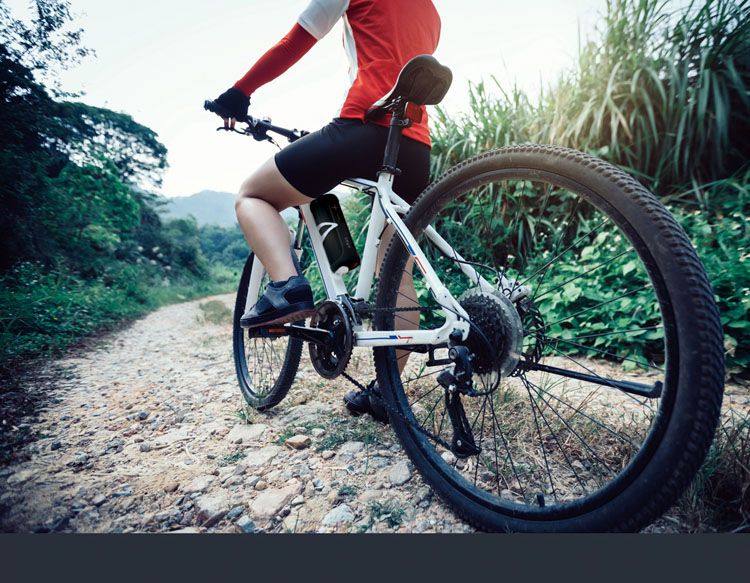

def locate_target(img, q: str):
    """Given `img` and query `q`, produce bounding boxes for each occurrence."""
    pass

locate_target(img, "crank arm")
[249,324,333,347]
[522,361,663,398]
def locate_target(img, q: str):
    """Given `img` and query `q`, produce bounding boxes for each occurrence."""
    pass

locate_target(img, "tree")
[0,0,92,95]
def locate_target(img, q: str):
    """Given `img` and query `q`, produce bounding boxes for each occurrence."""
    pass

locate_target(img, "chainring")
[308,300,353,379]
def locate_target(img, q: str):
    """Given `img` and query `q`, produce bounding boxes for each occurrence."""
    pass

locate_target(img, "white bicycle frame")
[244,170,519,349]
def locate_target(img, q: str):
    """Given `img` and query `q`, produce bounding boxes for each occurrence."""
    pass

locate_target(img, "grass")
[338,484,358,498]
[316,413,386,453]
[675,407,750,532]
[368,501,405,530]
[274,426,297,446]
[0,261,238,375]
[217,450,247,467]
[231,405,257,425]
[198,300,232,324]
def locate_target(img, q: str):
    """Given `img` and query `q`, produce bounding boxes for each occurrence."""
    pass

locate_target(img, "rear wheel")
[374,145,724,532]
[233,253,302,410]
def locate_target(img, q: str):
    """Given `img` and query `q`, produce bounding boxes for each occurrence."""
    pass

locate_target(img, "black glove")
[213,87,250,121]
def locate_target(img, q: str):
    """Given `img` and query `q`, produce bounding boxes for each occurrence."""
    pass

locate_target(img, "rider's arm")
[213,0,349,121]
[233,23,317,96]
[233,0,350,96]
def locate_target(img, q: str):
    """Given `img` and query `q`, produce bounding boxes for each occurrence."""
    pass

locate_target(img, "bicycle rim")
[374,146,723,532]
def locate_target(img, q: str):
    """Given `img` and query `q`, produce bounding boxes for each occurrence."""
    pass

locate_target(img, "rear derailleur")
[437,342,481,459]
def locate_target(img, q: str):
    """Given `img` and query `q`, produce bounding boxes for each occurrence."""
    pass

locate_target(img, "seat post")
[378,101,411,180]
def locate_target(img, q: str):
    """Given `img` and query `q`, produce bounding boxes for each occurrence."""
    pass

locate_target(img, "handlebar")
[203,99,307,144]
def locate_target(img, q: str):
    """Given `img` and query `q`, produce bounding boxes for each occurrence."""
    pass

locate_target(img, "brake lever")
[215,126,280,149]
[215,126,248,134]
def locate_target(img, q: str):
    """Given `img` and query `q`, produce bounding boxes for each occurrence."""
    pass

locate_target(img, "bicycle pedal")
[250,326,290,338]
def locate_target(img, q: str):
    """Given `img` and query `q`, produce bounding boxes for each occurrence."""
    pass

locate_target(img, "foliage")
[0,0,93,94]
[429,0,750,372]
[198,224,248,269]
[0,261,236,373]
[0,0,243,373]
[667,172,750,372]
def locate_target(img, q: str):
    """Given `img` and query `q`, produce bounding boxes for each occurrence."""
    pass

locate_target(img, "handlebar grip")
[203,99,248,123]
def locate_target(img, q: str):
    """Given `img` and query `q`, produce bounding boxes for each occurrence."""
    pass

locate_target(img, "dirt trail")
[0,294,471,533]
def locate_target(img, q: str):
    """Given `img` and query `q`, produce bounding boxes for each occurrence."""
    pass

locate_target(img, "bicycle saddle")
[366,54,452,120]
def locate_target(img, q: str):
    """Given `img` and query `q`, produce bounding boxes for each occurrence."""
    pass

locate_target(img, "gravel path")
[0,294,474,534]
[3,294,746,534]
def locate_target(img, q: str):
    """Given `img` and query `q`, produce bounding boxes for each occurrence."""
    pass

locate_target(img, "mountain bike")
[205,55,725,533]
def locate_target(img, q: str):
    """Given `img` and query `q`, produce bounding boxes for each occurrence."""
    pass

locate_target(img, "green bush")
[667,172,750,373]
[0,261,238,373]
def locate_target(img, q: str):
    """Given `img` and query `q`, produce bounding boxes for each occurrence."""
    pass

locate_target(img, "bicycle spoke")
[523,378,560,503]
[540,285,651,331]
[488,393,530,504]
[521,375,619,480]
[521,376,642,450]
[566,326,663,342]
[533,246,634,301]
[538,340,657,412]
[521,214,609,289]
[529,197,584,295]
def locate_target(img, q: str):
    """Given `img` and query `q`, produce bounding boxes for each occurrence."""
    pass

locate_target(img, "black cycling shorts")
[274,117,431,204]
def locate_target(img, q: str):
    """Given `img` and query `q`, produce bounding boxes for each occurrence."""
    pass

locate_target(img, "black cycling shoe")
[343,381,389,425]
[240,275,315,329]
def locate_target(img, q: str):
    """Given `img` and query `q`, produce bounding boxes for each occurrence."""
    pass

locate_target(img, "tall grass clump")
[540,0,750,192]
[430,81,538,177]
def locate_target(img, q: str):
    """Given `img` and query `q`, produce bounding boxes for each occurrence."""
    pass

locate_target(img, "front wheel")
[374,145,724,532]
[233,253,302,410]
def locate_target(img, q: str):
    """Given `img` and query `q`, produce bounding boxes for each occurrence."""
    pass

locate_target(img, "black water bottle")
[309,193,360,273]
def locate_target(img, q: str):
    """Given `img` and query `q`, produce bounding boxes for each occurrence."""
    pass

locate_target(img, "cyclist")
[209,0,442,423]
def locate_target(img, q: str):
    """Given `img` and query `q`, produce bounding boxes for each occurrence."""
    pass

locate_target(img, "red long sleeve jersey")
[234,0,441,147]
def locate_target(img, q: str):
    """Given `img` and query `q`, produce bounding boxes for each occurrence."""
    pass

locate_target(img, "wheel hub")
[458,289,523,378]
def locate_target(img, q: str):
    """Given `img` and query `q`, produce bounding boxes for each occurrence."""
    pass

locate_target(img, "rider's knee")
[235,174,288,214]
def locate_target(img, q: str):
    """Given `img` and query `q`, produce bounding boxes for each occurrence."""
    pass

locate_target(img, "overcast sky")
[8,0,612,197]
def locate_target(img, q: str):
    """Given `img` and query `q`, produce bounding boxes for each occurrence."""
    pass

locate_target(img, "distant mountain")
[158,190,237,227]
